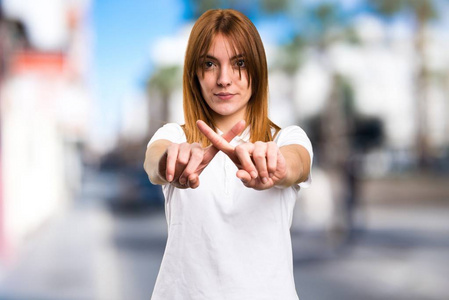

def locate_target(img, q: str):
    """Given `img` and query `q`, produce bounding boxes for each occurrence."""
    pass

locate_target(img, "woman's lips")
[214,93,235,100]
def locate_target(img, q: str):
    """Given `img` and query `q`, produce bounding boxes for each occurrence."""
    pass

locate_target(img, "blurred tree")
[296,2,365,244]
[189,0,221,17]
[303,2,360,169]
[367,0,439,169]
[274,35,305,76]
[260,0,289,13]
[147,65,182,136]
[186,0,290,18]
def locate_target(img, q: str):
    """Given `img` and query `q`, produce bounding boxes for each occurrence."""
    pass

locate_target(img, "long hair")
[183,9,280,146]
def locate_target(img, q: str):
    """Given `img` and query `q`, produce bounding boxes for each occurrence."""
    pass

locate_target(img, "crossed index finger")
[197,120,260,180]
[196,120,241,155]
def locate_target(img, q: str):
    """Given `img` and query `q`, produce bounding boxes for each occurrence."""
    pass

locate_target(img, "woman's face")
[197,34,252,128]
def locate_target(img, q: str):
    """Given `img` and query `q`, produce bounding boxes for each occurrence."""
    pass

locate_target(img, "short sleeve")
[147,123,187,147]
[275,126,313,188]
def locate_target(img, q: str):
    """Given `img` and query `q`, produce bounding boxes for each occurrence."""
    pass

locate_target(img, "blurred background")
[0,0,448,299]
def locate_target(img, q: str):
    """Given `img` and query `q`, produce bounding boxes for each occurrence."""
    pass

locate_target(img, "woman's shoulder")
[159,122,184,132]
[274,125,306,139]
[148,123,186,146]
[273,125,312,148]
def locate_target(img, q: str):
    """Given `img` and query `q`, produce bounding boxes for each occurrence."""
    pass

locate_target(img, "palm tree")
[304,2,360,169]
[367,0,439,169]
[147,65,182,136]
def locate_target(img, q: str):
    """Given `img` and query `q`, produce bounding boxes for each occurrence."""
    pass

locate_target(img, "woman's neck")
[214,115,246,134]
[211,106,248,133]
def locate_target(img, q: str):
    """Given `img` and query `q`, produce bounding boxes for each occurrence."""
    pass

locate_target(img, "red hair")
[183,9,279,146]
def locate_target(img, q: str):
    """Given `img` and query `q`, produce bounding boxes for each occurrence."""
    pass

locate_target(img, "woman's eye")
[236,59,246,68]
[204,61,214,69]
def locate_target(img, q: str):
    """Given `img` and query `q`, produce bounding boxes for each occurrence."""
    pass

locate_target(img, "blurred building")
[293,15,449,173]
[0,0,92,261]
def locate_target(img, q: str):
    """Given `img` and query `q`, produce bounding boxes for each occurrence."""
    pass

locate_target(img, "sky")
[91,0,186,146]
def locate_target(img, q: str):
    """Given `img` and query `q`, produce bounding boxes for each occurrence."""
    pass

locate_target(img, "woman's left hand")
[197,120,287,190]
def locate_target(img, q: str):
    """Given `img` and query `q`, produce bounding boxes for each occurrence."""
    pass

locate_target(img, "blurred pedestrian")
[144,9,313,300]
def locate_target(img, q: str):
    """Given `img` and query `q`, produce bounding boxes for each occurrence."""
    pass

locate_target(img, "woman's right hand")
[158,120,246,189]
[158,142,210,189]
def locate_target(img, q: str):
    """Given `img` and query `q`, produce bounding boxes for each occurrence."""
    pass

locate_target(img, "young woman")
[144,9,313,300]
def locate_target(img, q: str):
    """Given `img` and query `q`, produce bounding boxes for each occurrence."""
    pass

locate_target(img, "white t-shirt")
[148,123,313,300]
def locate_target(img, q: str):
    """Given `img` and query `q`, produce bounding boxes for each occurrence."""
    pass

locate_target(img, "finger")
[179,145,203,185]
[203,145,219,165]
[235,143,258,179]
[177,143,191,167]
[202,119,245,164]
[252,142,269,183]
[165,144,179,182]
[266,142,278,177]
[269,150,287,183]
[236,169,252,185]
[188,173,200,189]
[196,120,234,154]
[276,149,287,174]
[221,120,246,142]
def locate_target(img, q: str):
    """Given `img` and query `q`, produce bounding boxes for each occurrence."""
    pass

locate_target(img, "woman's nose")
[216,66,232,87]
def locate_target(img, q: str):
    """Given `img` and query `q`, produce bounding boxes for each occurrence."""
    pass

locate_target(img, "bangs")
[195,28,257,88]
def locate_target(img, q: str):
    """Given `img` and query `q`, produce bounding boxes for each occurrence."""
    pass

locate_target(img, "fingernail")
[179,177,186,185]
[167,175,173,182]
[269,173,274,178]
[262,177,268,184]
[251,171,258,179]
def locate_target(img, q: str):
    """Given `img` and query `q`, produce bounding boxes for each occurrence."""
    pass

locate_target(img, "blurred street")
[0,168,448,300]
[1,1,449,300]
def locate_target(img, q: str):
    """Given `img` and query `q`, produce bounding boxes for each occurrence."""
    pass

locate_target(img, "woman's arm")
[277,144,311,187]
[144,139,172,185]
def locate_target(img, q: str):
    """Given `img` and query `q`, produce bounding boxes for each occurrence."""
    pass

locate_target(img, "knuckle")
[266,143,275,150]
[253,153,264,161]
[235,145,246,154]
[179,142,189,149]
[252,147,265,159]
[178,155,189,165]
[213,135,224,146]
[191,150,203,161]
[167,143,179,153]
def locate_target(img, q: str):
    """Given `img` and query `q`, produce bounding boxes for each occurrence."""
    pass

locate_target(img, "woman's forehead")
[205,33,242,56]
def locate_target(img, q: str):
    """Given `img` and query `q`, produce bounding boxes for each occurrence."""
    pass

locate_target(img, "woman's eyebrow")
[201,53,245,60]
[231,54,245,60]
[204,55,218,60]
